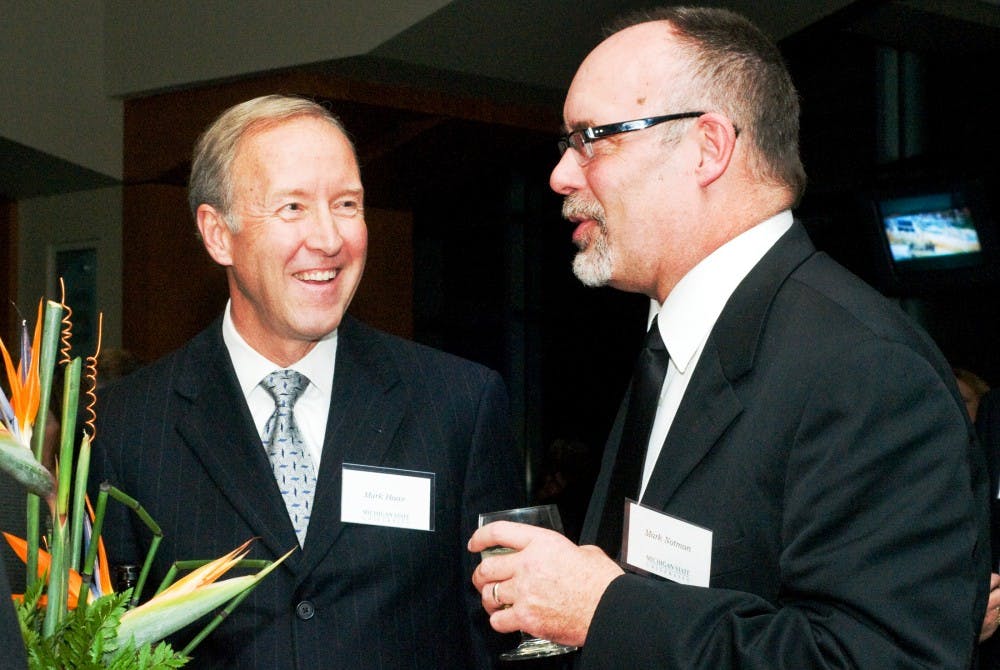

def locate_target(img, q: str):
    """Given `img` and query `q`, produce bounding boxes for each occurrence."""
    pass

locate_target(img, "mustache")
[561,195,606,225]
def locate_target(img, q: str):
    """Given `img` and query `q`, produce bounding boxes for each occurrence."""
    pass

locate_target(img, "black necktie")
[596,316,669,558]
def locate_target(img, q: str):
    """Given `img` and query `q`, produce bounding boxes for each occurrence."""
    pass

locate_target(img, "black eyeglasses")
[557,112,705,165]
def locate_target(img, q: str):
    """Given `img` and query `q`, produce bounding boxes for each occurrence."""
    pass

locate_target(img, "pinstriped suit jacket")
[0,556,26,668]
[90,315,523,669]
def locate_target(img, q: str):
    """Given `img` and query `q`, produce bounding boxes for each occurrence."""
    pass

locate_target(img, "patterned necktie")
[261,369,316,546]
[596,316,669,558]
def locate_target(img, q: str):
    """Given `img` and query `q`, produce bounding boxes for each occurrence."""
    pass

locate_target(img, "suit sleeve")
[460,369,525,666]
[581,338,987,669]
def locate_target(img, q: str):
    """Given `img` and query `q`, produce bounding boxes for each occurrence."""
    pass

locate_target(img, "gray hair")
[188,94,353,231]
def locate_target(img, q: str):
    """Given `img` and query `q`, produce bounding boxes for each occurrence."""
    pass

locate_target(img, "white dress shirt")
[221,301,337,468]
[639,210,794,498]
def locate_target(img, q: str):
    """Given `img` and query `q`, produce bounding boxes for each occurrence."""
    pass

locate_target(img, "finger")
[481,582,501,613]
[479,580,518,617]
[492,580,513,608]
[989,592,1000,610]
[475,550,518,585]
[472,562,490,591]
[488,604,522,634]
[468,520,549,553]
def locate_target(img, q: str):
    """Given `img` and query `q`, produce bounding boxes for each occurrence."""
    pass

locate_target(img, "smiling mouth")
[294,269,338,282]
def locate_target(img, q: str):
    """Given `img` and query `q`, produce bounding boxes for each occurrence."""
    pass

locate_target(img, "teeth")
[295,269,337,281]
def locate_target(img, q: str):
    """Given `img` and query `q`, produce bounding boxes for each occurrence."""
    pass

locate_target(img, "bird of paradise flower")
[0,298,291,666]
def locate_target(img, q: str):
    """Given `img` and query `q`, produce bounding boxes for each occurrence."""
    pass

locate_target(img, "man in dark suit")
[470,7,989,668]
[90,95,523,668]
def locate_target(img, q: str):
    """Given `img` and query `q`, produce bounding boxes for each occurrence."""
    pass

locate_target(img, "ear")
[196,204,235,267]
[693,112,738,188]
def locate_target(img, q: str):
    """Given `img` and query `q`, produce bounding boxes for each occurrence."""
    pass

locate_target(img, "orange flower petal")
[3,531,87,606]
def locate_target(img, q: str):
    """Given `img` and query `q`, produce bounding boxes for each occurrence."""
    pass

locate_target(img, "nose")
[306,210,344,255]
[549,148,584,195]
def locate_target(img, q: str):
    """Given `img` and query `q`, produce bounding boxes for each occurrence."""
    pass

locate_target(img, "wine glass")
[478,504,579,661]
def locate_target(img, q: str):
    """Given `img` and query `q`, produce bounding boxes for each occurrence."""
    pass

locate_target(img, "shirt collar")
[221,300,338,394]
[653,210,793,373]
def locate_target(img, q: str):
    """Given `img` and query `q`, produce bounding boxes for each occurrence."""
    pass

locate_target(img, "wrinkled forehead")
[241,115,353,155]
[230,116,363,202]
[563,22,685,129]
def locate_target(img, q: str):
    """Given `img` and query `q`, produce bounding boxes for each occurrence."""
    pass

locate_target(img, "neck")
[651,185,792,303]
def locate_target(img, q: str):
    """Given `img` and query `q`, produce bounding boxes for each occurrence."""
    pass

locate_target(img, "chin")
[572,253,613,288]
[293,313,346,341]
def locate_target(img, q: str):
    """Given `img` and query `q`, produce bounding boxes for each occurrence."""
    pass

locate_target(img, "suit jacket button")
[295,601,315,620]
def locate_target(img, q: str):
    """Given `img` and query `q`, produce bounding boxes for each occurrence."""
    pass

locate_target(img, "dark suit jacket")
[90,315,523,669]
[0,555,26,669]
[579,223,990,669]
[977,388,1000,669]
[977,389,1000,563]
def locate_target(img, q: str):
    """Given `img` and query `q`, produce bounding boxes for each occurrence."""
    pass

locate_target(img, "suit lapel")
[641,342,741,503]
[172,323,299,562]
[298,317,406,575]
[641,223,817,505]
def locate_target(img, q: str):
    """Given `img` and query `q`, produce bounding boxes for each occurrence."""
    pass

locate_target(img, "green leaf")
[0,433,55,500]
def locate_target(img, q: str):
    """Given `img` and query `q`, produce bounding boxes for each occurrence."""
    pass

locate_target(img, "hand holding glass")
[478,504,579,661]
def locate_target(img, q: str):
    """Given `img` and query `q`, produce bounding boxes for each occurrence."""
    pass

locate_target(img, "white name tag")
[622,499,712,587]
[340,464,435,531]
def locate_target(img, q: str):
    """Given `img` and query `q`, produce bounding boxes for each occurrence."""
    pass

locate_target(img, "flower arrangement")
[0,296,289,668]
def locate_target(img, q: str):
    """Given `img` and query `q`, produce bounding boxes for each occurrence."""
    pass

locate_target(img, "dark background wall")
[788,12,1000,386]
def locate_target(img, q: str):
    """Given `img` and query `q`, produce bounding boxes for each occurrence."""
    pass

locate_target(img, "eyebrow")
[336,187,365,203]
[271,188,309,199]
[271,186,365,200]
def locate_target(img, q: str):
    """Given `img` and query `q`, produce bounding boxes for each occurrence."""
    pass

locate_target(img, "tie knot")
[261,369,309,408]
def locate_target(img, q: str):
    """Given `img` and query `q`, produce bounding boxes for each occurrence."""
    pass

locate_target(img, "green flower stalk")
[27,300,65,587]
[1,294,293,667]
[42,356,82,635]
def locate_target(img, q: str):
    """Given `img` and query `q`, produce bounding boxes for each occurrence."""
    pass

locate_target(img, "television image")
[876,191,984,271]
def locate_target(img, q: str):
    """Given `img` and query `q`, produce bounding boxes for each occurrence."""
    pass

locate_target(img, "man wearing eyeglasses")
[470,6,989,668]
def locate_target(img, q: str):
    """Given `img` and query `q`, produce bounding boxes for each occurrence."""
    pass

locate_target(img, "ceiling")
[337,0,1000,95]
[370,0,858,92]
[4,0,1000,201]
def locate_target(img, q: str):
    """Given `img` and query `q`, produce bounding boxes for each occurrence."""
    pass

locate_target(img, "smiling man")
[91,95,522,669]
[470,7,989,669]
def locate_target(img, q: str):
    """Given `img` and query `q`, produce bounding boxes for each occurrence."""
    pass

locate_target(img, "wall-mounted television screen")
[876,191,984,272]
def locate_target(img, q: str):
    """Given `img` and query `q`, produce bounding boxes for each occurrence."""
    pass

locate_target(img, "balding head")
[605,7,807,203]
[550,7,805,301]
